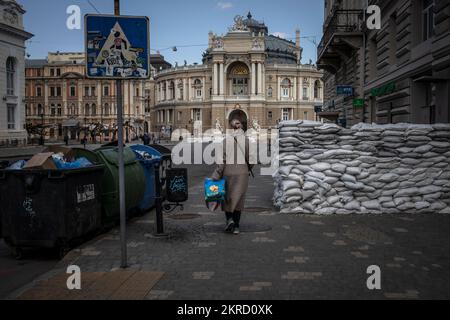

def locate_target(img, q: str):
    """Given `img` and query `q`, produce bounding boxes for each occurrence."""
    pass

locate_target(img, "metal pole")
[154,162,165,235]
[115,0,127,269]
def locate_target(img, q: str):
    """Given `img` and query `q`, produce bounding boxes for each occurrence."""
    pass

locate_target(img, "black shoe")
[233,227,240,235]
[225,219,235,233]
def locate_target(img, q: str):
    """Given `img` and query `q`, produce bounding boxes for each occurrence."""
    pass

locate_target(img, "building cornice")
[0,21,33,40]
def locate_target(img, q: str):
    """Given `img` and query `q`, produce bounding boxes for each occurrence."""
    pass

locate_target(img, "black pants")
[226,211,241,228]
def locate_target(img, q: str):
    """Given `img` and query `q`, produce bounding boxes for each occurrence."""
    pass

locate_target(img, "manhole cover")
[167,213,202,220]
[343,225,392,244]
[245,207,273,213]
[205,224,272,234]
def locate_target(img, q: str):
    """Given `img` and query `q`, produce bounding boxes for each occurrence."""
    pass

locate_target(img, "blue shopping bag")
[204,178,226,210]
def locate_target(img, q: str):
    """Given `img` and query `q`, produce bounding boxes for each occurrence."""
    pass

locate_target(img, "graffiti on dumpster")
[169,176,187,194]
[77,184,95,203]
[23,197,36,228]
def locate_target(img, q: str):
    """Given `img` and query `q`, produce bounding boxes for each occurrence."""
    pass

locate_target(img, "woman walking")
[211,117,253,235]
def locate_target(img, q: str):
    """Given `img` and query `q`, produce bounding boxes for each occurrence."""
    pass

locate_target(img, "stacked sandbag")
[274,121,450,215]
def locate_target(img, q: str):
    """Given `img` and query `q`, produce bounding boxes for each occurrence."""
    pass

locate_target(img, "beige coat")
[211,131,252,212]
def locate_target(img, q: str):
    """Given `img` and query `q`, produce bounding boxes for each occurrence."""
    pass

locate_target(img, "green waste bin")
[72,147,146,226]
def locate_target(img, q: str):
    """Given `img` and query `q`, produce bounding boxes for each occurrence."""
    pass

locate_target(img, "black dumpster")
[0,165,104,258]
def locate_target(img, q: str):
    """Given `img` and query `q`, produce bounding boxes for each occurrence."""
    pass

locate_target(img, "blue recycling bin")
[130,145,161,212]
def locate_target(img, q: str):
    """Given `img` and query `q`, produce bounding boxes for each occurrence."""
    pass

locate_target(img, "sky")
[19,0,324,66]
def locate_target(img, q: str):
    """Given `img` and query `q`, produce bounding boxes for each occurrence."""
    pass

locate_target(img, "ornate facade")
[153,13,324,135]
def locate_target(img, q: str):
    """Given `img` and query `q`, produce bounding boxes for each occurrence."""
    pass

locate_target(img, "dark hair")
[114,32,121,37]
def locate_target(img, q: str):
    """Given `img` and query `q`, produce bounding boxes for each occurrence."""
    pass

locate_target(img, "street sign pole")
[114,0,127,269]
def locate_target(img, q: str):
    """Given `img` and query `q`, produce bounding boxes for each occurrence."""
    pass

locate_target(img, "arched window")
[50,104,56,117]
[37,104,43,116]
[281,78,291,98]
[104,103,110,116]
[229,63,249,96]
[6,57,15,96]
[91,104,97,116]
[268,86,273,97]
[169,81,175,100]
[85,104,90,116]
[314,80,322,99]
[193,79,202,98]
[57,104,62,117]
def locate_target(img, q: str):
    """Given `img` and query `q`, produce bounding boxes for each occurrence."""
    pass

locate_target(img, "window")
[232,78,248,95]
[50,69,55,77]
[6,57,15,96]
[56,68,61,76]
[268,87,273,97]
[57,104,62,116]
[104,103,110,116]
[268,111,273,119]
[91,86,96,96]
[314,80,322,99]
[91,104,97,116]
[37,104,43,116]
[7,104,15,129]
[85,104,90,115]
[281,78,291,98]
[70,86,76,97]
[422,0,435,41]
[56,87,62,97]
[104,86,109,96]
[303,111,308,120]
[36,69,42,77]
[194,79,203,98]
[50,87,55,97]
[51,104,56,117]
[282,108,292,121]
[136,87,140,97]
[85,86,89,97]
[193,109,201,121]
[37,86,42,97]
[178,111,182,121]
[303,87,309,100]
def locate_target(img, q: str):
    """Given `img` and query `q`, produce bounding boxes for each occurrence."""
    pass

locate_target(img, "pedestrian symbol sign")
[85,14,150,79]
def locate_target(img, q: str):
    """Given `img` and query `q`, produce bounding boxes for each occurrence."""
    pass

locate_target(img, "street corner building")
[0,0,32,147]
[317,0,450,127]
[25,52,171,143]
[153,12,324,136]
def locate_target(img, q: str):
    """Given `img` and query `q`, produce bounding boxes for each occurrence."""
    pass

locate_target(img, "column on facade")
[97,82,102,116]
[299,77,303,101]
[277,77,281,100]
[202,77,206,100]
[188,78,192,101]
[219,63,224,96]
[62,80,67,117]
[213,63,218,96]
[257,63,262,95]
[175,79,180,100]
[78,81,83,117]
[251,62,256,95]
[44,81,49,115]
[183,78,187,101]
[293,77,297,100]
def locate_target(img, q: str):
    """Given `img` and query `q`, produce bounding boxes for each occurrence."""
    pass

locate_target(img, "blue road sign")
[85,14,150,79]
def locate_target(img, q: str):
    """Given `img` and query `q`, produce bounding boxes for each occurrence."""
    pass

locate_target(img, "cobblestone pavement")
[8,164,450,300]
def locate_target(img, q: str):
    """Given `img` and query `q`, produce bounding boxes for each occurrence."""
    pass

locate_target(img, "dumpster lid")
[97,147,137,166]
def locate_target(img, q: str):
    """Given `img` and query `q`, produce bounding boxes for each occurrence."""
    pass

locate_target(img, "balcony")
[317,10,364,74]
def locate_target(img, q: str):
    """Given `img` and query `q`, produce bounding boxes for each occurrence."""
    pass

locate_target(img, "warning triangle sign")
[96,22,134,66]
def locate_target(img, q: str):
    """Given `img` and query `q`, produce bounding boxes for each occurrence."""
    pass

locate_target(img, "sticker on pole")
[85,14,150,79]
